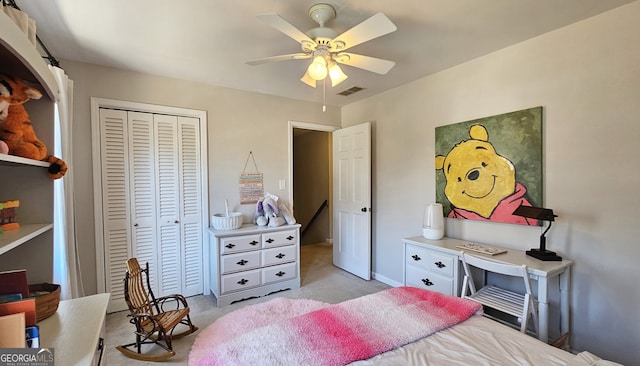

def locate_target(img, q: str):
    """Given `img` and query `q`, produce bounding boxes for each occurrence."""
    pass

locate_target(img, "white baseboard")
[371,272,403,287]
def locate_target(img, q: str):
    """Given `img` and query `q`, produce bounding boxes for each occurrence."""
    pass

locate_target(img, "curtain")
[49,65,84,300]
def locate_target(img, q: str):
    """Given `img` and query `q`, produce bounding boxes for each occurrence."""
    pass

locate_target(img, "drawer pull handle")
[266,238,274,244]
[286,235,294,241]
[412,254,421,261]
[250,240,259,246]
[275,253,285,259]
[275,271,286,277]
[434,261,445,268]
[237,279,249,285]
[225,243,236,249]
[421,278,434,286]
[236,259,248,266]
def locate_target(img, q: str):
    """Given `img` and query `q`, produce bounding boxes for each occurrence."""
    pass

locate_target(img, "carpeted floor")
[104,243,391,365]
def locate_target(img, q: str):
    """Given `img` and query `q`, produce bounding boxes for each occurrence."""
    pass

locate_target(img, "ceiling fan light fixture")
[300,71,317,87]
[308,56,328,80]
[328,63,348,87]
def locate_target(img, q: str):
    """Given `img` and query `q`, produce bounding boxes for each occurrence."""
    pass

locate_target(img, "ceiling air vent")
[337,86,365,96]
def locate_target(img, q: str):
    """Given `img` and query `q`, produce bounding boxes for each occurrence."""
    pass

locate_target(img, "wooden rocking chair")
[116,258,198,361]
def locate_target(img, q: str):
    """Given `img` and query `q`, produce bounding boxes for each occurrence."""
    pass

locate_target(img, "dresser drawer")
[406,245,455,278]
[221,269,262,293]
[262,245,297,266]
[262,229,298,248]
[262,262,297,285]
[221,251,262,274]
[405,266,454,296]
[220,234,261,254]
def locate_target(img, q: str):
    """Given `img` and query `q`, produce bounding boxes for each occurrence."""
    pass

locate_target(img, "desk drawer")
[262,229,298,248]
[262,262,297,285]
[221,251,261,274]
[262,245,296,266]
[405,266,454,296]
[221,269,261,293]
[220,234,261,254]
[406,245,455,277]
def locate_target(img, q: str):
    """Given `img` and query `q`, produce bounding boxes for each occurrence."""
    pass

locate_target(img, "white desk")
[403,236,572,343]
[39,293,110,365]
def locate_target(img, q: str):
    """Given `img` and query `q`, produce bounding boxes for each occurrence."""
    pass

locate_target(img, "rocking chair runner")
[116,258,198,361]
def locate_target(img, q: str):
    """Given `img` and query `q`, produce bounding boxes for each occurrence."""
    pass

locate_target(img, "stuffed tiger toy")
[0,74,68,179]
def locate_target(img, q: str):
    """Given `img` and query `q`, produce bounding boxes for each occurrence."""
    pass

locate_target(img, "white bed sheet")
[350,315,574,366]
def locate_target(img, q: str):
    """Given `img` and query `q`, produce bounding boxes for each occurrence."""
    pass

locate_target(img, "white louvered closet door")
[128,112,159,291]
[99,108,131,310]
[152,115,203,298]
[177,116,203,297]
[154,114,182,297]
[99,108,203,311]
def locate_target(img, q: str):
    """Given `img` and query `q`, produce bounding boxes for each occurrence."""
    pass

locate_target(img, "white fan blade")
[300,70,317,88]
[330,13,397,52]
[246,53,311,65]
[335,53,395,75]
[257,13,316,45]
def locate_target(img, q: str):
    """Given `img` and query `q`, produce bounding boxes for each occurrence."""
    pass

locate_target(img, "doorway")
[288,121,338,249]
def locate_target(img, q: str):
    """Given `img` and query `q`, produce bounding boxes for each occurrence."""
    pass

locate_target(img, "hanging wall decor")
[435,106,543,226]
[239,151,264,204]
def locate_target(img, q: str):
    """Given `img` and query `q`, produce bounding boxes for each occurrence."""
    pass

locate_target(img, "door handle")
[361,207,368,212]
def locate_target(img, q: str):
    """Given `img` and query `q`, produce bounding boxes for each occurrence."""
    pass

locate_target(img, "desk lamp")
[512,204,562,261]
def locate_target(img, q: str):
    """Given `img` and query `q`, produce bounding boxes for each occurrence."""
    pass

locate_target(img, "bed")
[189,287,619,366]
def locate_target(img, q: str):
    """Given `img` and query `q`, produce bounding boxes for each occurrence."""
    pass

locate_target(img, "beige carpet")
[104,243,391,365]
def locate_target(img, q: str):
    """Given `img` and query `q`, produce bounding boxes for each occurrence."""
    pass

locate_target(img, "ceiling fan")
[246,3,397,88]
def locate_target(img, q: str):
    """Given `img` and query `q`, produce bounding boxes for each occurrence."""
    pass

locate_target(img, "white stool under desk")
[402,236,572,344]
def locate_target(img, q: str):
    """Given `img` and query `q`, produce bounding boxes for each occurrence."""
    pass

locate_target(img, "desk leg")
[560,269,571,340]
[537,277,549,343]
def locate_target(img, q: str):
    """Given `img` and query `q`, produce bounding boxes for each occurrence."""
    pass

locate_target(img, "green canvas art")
[435,107,543,226]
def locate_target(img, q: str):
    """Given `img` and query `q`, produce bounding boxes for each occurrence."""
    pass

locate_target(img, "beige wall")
[342,2,640,364]
[63,60,340,296]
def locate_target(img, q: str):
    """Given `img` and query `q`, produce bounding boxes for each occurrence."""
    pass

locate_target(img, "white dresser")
[403,237,461,296]
[208,224,301,306]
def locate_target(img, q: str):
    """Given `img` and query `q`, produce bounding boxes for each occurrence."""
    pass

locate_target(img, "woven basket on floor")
[28,283,61,322]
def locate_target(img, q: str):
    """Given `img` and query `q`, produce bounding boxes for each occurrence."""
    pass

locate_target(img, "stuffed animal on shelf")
[0,74,68,179]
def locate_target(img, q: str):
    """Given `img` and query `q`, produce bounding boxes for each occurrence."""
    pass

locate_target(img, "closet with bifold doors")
[93,102,208,312]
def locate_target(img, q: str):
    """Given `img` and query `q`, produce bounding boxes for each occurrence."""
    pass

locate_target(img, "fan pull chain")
[322,78,326,112]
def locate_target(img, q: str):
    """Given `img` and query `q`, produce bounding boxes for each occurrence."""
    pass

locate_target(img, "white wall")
[343,2,640,364]
[63,61,340,296]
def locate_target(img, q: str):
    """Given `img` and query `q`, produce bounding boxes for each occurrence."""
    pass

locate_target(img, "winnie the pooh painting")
[435,107,543,226]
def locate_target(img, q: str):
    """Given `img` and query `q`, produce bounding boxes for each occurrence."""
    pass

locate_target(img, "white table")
[38,293,110,365]
[403,236,572,343]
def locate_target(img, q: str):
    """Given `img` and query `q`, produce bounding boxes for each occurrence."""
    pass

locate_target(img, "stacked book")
[0,269,39,348]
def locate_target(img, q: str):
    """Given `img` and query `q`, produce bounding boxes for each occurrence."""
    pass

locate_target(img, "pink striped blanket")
[197,287,482,366]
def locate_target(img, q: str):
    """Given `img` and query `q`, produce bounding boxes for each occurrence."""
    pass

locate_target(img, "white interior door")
[332,122,372,280]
